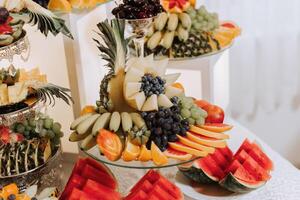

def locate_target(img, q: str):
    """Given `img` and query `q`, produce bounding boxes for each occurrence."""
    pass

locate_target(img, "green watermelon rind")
[179,167,219,184]
[219,173,266,193]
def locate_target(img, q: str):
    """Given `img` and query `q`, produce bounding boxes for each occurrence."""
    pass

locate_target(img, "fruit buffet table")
[180,118,300,200]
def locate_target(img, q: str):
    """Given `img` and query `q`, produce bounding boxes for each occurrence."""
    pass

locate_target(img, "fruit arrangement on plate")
[0,183,59,200]
[144,4,241,59]
[69,18,232,167]
[179,139,274,193]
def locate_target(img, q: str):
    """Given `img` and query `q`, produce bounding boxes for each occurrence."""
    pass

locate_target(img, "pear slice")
[153,58,169,76]
[127,92,146,110]
[124,82,142,99]
[125,67,144,83]
[163,73,181,85]
[158,94,173,108]
[165,86,184,98]
[142,94,158,111]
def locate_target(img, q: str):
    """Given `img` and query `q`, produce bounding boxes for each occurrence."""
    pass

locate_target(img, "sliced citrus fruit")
[80,105,96,116]
[122,140,141,161]
[190,125,229,139]
[151,142,168,166]
[213,32,232,48]
[177,135,215,153]
[221,21,241,37]
[69,0,85,9]
[138,145,152,162]
[186,132,227,148]
[48,0,72,12]
[172,82,185,92]
[164,147,192,161]
[97,129,123,161]
[199,123,233,133]
[168,142,208,157]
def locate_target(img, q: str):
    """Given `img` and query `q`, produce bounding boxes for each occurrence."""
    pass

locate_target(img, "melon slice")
[186,132,227,148]
[0,84,8,105]
[177,135,215,153]
[124,82,141,99]
[164,86,183,98]
[127,92,146,110]
[152,59,168,76]
[163,73,180,86]
[168,142,208,157]
[157,94,173,108]
[189,125,229,140]
[125,67,144,83]
[164,147,192,161]
[142,94,158,111]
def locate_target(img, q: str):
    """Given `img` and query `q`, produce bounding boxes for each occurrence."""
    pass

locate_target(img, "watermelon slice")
[249,144,273,171]
[79,192,100,200]
[225,159,242,174]
[124,180,153,200]
[83,179,121,200]
[68,188,83,200]
[233,165,257,183]
[210,149,230,170]
[235,139,253,155]
[155,176,183,199]
[200,155,225,179]
[148,184,176,200]
[234,150,249,163]
[218,146,233,162]
[124,190,148,200]
[242,157,271,181]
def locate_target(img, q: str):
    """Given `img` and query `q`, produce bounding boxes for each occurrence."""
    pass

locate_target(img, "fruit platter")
[144,4,241,59]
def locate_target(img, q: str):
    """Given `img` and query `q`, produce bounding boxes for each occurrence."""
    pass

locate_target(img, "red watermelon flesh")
[83,179,120,200]
[68,188,83,200]
[200,155,225,179]
[243,157,271,181]
[235,150,250,164]
[249,144,273,171]
[130,170,160,193]
[73,158,88,175]
[124,190,148,200]
[233,165,257,183]
[218,146,233,162]
[211,149,230,170]
[148,194,160,200]
[60,174,86,200]
[149,184,176,200]
[236,139,253,155]
[124,180,153,200]
[81,164,116,189]
[225,159,242,174]
[156,176,183,199]
[79,192,100,200]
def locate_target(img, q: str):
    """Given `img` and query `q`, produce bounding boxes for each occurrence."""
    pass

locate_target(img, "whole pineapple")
[94,19,133,113]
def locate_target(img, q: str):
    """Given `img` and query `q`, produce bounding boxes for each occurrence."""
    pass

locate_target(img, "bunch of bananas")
[146,12,192,50]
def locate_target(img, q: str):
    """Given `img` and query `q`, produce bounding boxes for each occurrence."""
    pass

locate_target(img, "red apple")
[202,104,225,123]
[194,100,210,109]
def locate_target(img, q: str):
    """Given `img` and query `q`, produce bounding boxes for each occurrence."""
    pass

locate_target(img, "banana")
[179,13,192,29]
[80,135,97,151]
[147,24,155,37]
[155,12,168,31]
[92,112,111,137]
[76,114,100,135]
[161,31,175,49]
[109,112,121,132]
[177,25,189,42]
[69,131,90,142]
[130,113,146,129]
[167,13,179,31]
[121,112,133,132]
[70,113,93,130]
[147,31,162,50]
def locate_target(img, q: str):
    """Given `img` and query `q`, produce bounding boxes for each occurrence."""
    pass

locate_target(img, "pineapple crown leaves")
[93,19,130,74]
[33,83,74,106]
[6,0,73,39]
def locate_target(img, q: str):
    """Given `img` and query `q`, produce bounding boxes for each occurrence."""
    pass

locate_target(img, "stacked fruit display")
[144,5,241,58]
[0,183,59,200]
[180,139,274,193]
[69,19,232,167]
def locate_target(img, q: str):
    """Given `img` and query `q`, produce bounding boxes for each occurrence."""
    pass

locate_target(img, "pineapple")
[94,19,134,113]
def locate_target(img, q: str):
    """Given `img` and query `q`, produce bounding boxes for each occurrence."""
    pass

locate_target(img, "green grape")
[191,108,200,119]
[187,118,195,125]
[25,125,32,132]
[24,130,30,136]
[44,118,53,129]
[196,15,204,22]
[52,122,62,135]
[47,130,55,139]
[29,118,36,127]
[181,109,191,118]
[39,129,47,137]
[196,117,205,126]
[16,124,25,133]
[23,120,28,127]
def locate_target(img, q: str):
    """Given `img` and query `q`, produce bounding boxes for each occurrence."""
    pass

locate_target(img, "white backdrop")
[200,0,300,166]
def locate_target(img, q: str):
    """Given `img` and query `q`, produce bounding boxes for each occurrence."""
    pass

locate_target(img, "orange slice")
[172,82,185,92]
[48,0,72,12]
[177,135,215,153]
[16,194,31,200]
[122,140,140,162]
[186,132,227,148]
[199,123,233,133]
[138,145,152,162]
[213,32,232,48]
[164,147,193,161]
[80,105,96,116]
[151,142,168,166]
[1,183,19,199]
[189,125,229,139]
[168,142,208,157]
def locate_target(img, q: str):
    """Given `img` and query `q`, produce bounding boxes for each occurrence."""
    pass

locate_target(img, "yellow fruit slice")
[80,105,96,116]
[48,0,72,12]
[151,142,168,166]
[177,135,215,153]
[186,132,227,148]
[122,140,140,162]
[16,194,31,200]
[69,0,85,9]
[138,145,152,162]
[213,32,232,48]
[168,142,208,157]
[164,147,193,161]
[190,125,229,139]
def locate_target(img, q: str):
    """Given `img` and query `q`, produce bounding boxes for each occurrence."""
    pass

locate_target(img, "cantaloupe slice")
[177,135,215,154]
[168,142,208,157]
[190,125,229,139]
[186,132,227,148]
[48,0,72,12]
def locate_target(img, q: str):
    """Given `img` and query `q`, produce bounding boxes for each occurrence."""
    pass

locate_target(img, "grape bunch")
[112,0,164,19]
[141,97,189,151]
[140,74,166,97]
[179,96,208,126]
[187,6,219,33]
[11,116,63,141]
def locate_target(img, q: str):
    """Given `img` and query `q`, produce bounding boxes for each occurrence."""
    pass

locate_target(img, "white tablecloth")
[185,118,300,200]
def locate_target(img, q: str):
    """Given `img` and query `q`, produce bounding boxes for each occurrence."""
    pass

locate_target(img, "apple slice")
[142,94,158,111]
[127,92,146,110]
[164,86,183,98]
[124,82,142,99]
[163,73,181,85]
[125,67,144,83]
[157,94,173,108]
